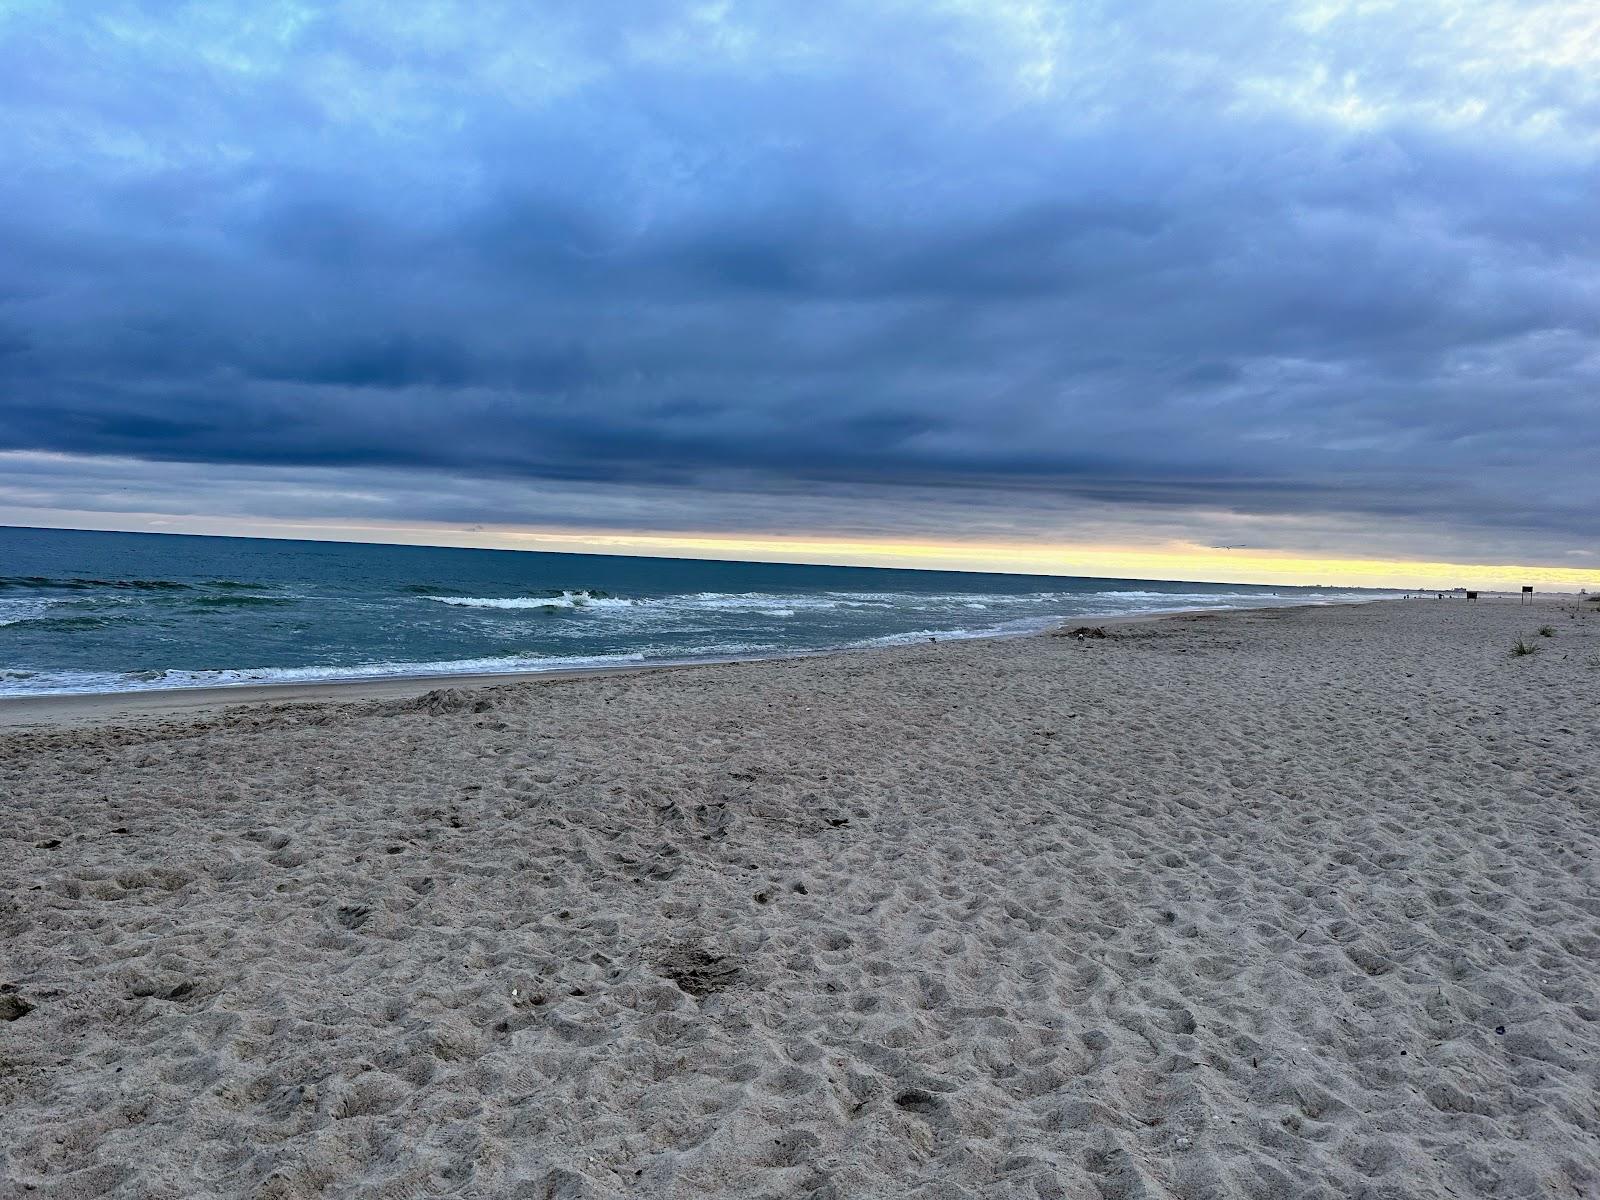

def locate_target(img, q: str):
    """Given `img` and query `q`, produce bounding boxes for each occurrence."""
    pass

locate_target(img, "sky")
[1,0,1597,589]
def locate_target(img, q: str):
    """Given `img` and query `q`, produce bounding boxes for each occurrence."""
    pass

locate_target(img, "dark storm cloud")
[1,0,1597,562]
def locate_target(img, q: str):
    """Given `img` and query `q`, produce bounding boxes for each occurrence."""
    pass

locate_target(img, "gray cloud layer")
[1,1,1597,563]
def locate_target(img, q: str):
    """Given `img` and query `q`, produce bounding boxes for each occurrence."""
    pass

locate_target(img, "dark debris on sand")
[654,943,741,997]
[384,687,497,716]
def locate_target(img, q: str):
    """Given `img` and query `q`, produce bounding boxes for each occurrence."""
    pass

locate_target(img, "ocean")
[0,526,1397,696]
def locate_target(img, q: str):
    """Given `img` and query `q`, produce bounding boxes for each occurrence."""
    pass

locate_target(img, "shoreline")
[0,596,1390,729]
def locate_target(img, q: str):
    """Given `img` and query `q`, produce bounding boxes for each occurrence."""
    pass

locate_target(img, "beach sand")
[2,597,1597,1198]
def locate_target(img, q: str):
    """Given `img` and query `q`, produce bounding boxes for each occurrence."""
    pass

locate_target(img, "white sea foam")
[679,592,845,611]
[428,591,636,610]
[821,594,1076,616]
[1091,590,1293,601]
[428,591,852,616]
[423,587,1373,619]
[0,650,659,696]
[845,615,1067,648]
[0,598,55,626]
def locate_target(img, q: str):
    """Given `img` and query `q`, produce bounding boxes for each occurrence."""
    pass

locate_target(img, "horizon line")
[5,518,1597,593]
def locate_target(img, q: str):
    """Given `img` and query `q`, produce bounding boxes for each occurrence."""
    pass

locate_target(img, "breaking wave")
[0,614,125,633]
[428,590,633,610]
[0,598,56,626]
[0,650,662,696]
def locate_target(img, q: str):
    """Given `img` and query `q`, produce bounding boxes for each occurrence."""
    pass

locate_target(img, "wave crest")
[191,595,296,608]
[428,590,632,611]
[0,575,192,591]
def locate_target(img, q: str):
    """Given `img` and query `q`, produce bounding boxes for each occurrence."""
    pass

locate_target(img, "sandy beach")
[2,596,1597,1199]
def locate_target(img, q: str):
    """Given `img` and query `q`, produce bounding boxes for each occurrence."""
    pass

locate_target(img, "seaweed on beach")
[1052,625,1110,639]
[654,942,741,997]
[384,687,497,716]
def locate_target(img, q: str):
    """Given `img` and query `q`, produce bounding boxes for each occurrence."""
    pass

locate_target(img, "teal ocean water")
[0,526,1397,696]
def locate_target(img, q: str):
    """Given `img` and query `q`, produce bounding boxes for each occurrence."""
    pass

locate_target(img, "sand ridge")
[2,598,1598,1198]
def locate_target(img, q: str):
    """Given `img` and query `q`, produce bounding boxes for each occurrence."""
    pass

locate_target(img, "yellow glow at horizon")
[7,507,1599,592]
[485,530,1600,590]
